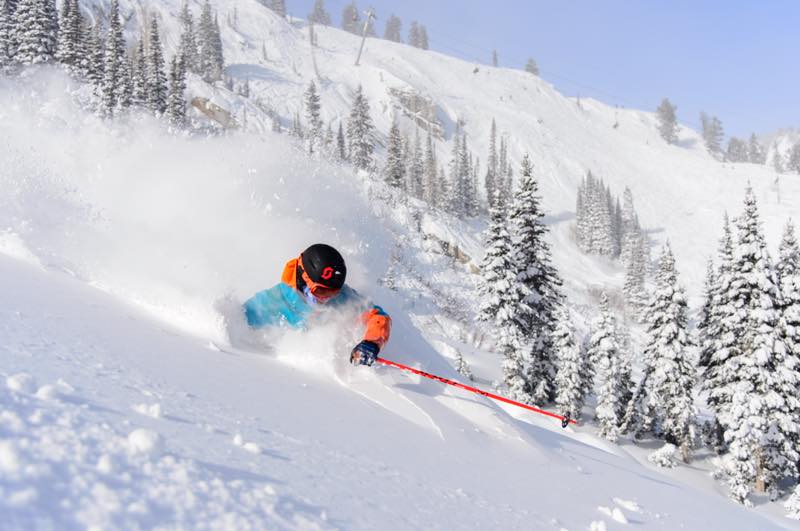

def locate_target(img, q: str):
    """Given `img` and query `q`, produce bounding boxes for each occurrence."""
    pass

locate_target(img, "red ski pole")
[376,357,576,427]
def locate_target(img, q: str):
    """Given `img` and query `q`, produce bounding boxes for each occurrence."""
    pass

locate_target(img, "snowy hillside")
[2,0,800,528]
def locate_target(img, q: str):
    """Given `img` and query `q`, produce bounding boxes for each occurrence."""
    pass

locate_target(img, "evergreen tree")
[723,187,799,504]
[116,51,132,109]
[748,133,765,164]
[100,0,125,116]
[524,57,539,75]
[553,307,587,420]
[407,20,419,47]
[268,0,286,18]
[454,351,473,381]
[656,98,678,144]
[0,0,14,68]
[304,80,322,154]
[346,85,374,170]
[407,129,424,199]
[492,49,498,67]
[146,15,168,115]
[308,0,331,26]
[383,14,401,42]
[702,213,737,424]
[418,25,428,50]
[336,121,346,160]
[589,292,623,442]
[85,21,104,86]
[788,142,800,174]
[423,129,437,205]
[511,154,562,404]
[623,233,648,316]
[726,137,749,163]
[635,243,696,461]
[131,38,147,105]
[341,2,359,34]
[178,1,199,75]
[384,117,405,189]
[700,112,725,156]
[198,0,223,81]
[777,220,800,442]
[478,191,529,403]
[13,0,58,64]
[772,143,786,174]
[787,485,800,520]
[485,118,498,207]
[56,0,83,71]
[166,53,187,126]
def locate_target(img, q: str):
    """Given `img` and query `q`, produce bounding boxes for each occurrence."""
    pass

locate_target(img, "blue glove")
[350,340,380,366]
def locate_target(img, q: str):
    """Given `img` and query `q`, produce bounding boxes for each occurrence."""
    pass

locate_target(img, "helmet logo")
[321,267,334,280]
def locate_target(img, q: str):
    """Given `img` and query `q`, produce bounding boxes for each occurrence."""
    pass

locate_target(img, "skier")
[242,243,391,366]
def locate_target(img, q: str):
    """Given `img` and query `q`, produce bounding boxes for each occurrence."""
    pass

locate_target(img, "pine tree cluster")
[1,0,228,127]
[478,154,564,407]
[699,187,800,505]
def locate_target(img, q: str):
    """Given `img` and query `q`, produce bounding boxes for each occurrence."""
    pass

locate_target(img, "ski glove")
[350,340,380,366]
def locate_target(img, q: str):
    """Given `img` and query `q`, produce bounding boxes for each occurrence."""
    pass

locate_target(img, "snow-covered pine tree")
[723,187,798,504]
[178,1,199,75]
[341,2,359,34]
[131,38,147,105]
[13,0,58,64]
[418,25,428,50]
[459,133,477,217]
[384,117,405,190]
[787,485,800,520]
[423,129,437,205]
[478,190,530,403]
[99,0,125,116]
[524,57,538,75]
[85,21,104,86]
[619,187,640,264]
[485,119,498,207]
[700,112,725,156]
[116,52,132,109]
[465,150,480,218]
[407,20,419,47]
[55,0,83,71]
[589,292,623,442]
[511,153,562,404]
[454,351,473,381]
[748,133,765,164]
[726,137,749,163]
[0,0,14,69]
[656,98,678,144]
[407,129,423,199]
[615,325,635,422]
[308,0,331,26]
[197,0,222,82]
[639,242,696,461]
[304,80,322,154]
[145,15,167,115]
[777,220,800,450]
[702,213,738,427]
[166,53,186,127]
[491,49,498,67]
[553,306,587,420]
[788,142,800,174]
[336,121,346,160]
[346,85,374,171]
[445,128,462,214]
[383,14,401,42]
[436,165,449,212]
[268,0,286,18]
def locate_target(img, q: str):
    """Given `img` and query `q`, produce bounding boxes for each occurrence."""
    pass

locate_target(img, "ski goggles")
[298,259,341,301]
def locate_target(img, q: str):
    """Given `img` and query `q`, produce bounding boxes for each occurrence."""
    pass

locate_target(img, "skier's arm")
[360,306,392,349]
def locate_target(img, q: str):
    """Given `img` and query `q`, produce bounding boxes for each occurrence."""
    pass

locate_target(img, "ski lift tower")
[354,9,376,66]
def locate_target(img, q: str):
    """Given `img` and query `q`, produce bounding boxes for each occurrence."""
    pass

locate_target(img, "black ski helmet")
[300,243,347,289]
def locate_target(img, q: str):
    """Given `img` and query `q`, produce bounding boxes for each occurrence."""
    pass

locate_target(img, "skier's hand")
[350,340,380,366]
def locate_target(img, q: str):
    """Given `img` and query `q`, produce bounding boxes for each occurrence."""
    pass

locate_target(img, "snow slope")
[1,0,800,527]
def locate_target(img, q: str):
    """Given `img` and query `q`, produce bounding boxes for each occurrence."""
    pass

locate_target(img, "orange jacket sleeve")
[360,306,391,349]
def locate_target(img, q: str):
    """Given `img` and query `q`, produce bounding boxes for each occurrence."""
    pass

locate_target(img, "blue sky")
[286,0,799,139]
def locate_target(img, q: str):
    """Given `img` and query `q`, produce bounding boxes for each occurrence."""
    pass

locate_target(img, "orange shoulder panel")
[281,257,300,289]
